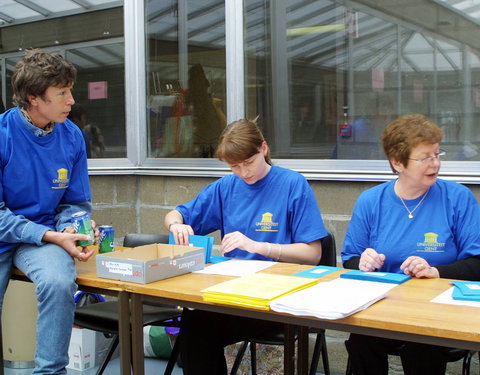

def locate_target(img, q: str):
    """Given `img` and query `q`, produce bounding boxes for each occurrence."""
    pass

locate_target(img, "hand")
[221,231,256,255]
[42,230,95,262]
[91,220,100,244]
[400,256,439,278]
[359,248,385,271]
[63,219,99,243]
[170,223,194,245]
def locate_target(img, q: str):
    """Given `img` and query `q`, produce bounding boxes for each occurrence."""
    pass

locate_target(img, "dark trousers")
[345,333,451,375]
[179,308,283,375]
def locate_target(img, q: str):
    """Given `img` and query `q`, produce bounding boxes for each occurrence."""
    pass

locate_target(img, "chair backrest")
[123,233,169,247]
[318,231,337,267]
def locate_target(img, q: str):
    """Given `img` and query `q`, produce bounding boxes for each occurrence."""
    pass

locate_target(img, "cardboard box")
[96,243,205,284]
[67,327,96,371]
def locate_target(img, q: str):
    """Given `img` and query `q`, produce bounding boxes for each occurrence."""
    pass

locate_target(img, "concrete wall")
[90,175,480,258]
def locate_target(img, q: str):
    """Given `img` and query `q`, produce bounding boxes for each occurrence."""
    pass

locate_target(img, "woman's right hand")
[169,223,194,245]
[359,248,385,271]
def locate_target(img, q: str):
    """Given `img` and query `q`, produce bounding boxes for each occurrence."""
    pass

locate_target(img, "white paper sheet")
[270,277,396,320]
[431,287,480,308]
[194,259,275,277]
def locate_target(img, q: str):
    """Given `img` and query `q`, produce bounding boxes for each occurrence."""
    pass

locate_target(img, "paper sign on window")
[88,81,108,100]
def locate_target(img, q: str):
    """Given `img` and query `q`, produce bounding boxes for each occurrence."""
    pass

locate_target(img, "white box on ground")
[67,327,96,371]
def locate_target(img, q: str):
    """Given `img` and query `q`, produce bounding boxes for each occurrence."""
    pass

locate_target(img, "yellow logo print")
[416,232,445,253]
[255,212,279,232]
[52,168,70,189]
[261,213,273,223]
[424,232,438,243]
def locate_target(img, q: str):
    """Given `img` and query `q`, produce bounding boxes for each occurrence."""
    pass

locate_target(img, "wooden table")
[114,262,480,375]
[12,259,480,375]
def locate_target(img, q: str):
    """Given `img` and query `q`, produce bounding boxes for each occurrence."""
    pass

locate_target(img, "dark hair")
[215,118,272,165]
[11,49,77,109]
[381,114,443,173]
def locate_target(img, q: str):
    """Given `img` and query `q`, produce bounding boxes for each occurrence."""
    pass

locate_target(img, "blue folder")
[451,280,480,301]
[168,233,230,264]
[340,270,411,284]
[451,280,480,296]
[294,265,342,278]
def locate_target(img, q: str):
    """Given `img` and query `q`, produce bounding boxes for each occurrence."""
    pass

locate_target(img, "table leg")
[118,291,132,375]
[131,293,144,375]
[284,324,296,375]
[0,321,4,375]
[297,326,309,375]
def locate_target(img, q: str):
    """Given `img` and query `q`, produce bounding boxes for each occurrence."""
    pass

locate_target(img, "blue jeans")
[0,243,77,374]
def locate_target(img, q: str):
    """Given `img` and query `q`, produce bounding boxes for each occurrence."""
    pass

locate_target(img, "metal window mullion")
[270,1,290,153]
[178,1,188,89]
[225,0,245,122]
[124,0,146,166]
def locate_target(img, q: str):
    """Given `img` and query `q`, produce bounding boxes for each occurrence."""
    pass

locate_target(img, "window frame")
[1,0,478,184]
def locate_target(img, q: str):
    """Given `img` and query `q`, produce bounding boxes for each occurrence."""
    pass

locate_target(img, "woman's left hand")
[400,256,439,278]
[221,231,256,255]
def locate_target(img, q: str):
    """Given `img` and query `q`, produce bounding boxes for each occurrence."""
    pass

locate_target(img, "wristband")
[276,244,283,262]
[168,221,180,230]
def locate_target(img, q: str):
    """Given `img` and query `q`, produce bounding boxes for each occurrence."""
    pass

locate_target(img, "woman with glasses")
[342,114,480,375]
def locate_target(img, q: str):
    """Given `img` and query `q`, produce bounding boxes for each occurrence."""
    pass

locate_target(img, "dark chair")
[230,231,337,375]
[344,335,477,375]
[74,233,182,375]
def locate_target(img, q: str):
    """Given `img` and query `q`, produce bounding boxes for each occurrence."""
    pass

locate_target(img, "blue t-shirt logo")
[255,212,279,232]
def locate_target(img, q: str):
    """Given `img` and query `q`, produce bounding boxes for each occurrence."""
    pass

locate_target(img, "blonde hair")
[215,118,271,165]
[381,114,443,173]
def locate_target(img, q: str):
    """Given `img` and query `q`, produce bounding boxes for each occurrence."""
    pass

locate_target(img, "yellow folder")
[202,273,318,310]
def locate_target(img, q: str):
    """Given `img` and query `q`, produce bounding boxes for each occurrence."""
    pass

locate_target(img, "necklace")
[398,187,430,219]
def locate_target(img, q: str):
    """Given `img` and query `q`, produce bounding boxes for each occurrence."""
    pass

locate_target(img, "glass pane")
[245,0,347,159]
[245,0,480,161]
[337,12,398,160]
[146,0,227,158]
[1,6,125,159]
[66,43,126,158]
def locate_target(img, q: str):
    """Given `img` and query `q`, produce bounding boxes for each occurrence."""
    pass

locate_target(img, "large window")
[0,4,125,159]
[244,0,480,162]
[2,0,479,180]
[145,0,227,159]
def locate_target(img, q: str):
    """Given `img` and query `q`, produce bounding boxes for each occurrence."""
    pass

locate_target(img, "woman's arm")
[164,209,184,231]
[164,209,194,245]
[276,240,322,265]
[221,231,322,265]
[436,255,480,281]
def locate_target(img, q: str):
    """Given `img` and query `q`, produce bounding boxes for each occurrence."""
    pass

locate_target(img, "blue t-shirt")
[176,165,327,260]
[0,107,91,253]
[341,179,480,273]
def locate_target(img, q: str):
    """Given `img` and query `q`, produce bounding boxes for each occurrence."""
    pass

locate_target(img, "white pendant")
[408,214,413,219]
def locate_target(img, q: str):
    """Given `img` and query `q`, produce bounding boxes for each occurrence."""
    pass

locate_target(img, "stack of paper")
[451,280,480,302]
[340,270,411,284]
[270,278,396,319]
[201,273,318,310]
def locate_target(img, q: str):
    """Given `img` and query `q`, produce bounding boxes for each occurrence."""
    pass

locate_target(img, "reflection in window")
[245,0,480,161]
[66,43,126,158]
[146,0,227,158]
[1,6,125,159]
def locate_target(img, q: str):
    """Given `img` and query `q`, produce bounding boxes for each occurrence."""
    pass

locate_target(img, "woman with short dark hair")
[342,114,480,374]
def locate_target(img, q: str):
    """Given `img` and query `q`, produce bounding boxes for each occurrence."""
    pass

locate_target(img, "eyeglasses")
[409,150,446,164]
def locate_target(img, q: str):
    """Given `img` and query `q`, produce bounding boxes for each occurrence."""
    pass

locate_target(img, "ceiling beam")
[13,0,50,17]
[70,0,92,10]
[0,12,14,23]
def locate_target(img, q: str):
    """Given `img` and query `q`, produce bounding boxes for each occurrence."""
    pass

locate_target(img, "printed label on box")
[104,261,133,275]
